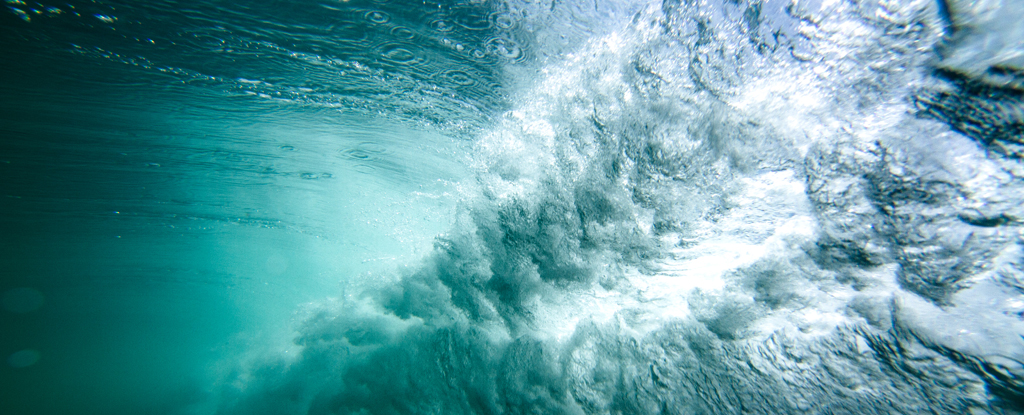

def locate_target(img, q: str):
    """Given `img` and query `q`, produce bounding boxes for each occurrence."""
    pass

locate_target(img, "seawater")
[2,1,1023,414]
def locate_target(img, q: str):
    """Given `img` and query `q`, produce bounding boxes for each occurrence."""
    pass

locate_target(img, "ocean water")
[1,0,1023,414]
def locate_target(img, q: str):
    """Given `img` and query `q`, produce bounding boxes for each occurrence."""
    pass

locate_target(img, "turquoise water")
[2,1,1023,414]
[2,3,474,411]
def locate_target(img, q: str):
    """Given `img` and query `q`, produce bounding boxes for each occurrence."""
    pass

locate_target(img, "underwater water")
[2,0,1023,414]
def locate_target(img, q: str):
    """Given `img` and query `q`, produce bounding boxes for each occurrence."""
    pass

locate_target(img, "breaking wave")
[204,0,1024,414]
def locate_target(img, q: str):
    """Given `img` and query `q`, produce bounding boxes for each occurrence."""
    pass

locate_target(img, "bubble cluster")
[215,1,1024,414]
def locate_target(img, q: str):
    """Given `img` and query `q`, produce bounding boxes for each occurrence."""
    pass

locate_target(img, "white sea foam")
[217,1,1024,413]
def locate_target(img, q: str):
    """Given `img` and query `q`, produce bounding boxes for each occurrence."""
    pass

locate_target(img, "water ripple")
[429,18,455,33]
[1,0,639,133]
[453,10,491,31]
[375,43,425,66]
[389,25,415,40]
[491,12,515,30]
[485,36,524,62]
[442,69,477,87]
[364,10,390,25]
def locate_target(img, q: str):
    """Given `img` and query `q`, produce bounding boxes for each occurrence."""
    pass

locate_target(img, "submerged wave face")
[4,0,1023,414]
[2,0,637,131]
[208,0,1024,414]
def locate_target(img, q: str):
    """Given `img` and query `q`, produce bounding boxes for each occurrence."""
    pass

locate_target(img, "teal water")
[1,8,470,411]
[3,1,1024,414]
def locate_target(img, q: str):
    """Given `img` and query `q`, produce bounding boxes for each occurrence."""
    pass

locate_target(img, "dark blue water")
[2,0,1023,414]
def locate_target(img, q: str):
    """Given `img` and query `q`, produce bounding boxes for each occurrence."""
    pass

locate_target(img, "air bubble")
[485,37,522,61]
[430,19,454,33]
[365,10,390,24]
[492,12,515,29]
